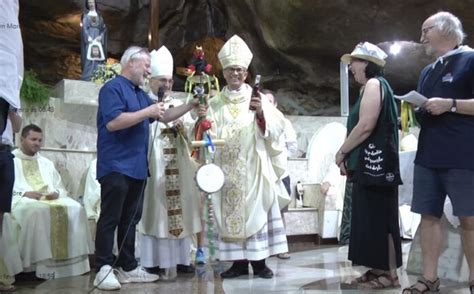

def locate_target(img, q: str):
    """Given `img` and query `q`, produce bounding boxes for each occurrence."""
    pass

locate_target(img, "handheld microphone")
[157,87,165,103]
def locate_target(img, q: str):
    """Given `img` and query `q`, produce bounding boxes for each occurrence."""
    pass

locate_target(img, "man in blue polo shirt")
[403,12,474,294]
[94,46,199,290]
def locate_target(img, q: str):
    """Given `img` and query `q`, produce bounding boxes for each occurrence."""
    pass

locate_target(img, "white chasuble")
[19,158,69,260]
[11,149,93,279]
[206,84,287,240]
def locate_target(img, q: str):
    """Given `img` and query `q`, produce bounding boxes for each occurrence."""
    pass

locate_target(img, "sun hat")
[341,42,387,67]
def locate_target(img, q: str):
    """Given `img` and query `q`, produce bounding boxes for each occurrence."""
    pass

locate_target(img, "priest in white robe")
[11,124,94,279]
[202,35,289,279]
[138,46,201,280]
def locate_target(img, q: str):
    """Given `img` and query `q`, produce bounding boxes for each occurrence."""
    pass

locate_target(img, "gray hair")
[430,11,466,45]
[120,46,150,66]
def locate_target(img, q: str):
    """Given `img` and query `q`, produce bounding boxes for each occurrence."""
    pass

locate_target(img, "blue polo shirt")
[415,49,474,169]
[96,75,153,180]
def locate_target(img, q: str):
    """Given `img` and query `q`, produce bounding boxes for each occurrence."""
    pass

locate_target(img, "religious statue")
[80,0,107,81]
[187,46,212,75]
[180,45,218,161]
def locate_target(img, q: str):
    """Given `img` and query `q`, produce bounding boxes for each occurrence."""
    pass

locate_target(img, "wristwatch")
[450,99,457,112]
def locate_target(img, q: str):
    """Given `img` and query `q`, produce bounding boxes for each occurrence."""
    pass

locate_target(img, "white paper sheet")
[394,90,428,107]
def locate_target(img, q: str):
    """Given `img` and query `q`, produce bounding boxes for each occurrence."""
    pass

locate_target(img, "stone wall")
[18,0,474,115]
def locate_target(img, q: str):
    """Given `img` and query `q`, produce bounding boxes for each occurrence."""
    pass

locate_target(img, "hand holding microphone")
[156,87,165,103]
[148,87,165,120]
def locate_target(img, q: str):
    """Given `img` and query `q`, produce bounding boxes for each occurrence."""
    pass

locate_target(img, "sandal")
[353,270,382,284]
[359,273,400,289]
[402,276,440,293]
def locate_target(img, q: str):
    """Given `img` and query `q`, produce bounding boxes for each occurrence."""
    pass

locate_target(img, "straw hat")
[341,42,388,67]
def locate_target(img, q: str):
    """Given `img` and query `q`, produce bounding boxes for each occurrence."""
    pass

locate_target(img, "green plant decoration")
[20,69,50,106]
[91,63,122,84]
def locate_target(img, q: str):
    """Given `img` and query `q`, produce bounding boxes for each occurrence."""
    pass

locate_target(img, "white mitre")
[217,35,253,69]
[150,45,173,77]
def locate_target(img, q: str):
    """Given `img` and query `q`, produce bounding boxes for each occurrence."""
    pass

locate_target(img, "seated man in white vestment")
[201,35,288,279]
[11,124,94,279]
[138,46,201,280]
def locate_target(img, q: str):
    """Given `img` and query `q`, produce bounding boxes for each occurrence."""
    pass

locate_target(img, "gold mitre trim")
[218,35,253,69]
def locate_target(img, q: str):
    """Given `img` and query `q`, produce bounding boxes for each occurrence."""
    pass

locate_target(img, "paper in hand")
[394,90,428,107]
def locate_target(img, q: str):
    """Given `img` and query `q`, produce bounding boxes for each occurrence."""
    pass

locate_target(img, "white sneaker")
[116,266,159,283]
[93,265,121,290]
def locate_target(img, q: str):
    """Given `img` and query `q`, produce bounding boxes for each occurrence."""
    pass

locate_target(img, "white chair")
[306,122,347,239]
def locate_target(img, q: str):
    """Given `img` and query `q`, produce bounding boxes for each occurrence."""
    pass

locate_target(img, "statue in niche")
[80,0,107,81]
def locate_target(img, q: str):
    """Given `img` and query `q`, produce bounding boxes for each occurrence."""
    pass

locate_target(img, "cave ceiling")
[19,0,474,115]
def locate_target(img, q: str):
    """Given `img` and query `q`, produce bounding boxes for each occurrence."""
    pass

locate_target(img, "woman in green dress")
[336,42,402,289]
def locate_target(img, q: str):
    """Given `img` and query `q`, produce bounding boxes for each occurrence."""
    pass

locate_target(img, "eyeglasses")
[421,25,436,35]
[225,67,246,74]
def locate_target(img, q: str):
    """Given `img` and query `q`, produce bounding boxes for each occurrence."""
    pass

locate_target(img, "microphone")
[157,87,165,103]
[152,87,166,122]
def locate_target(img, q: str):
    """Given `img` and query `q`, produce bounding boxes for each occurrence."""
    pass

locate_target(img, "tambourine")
[195,163,225,193]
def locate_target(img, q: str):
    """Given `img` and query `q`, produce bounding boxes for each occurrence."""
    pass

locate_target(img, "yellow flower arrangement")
[91,63,122,84]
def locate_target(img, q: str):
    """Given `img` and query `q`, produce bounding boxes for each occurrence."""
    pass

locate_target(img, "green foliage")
[91,63,122,84]
[20,69,50,106]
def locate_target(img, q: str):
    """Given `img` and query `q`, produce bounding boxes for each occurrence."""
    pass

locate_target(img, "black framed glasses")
[224,66,247,74]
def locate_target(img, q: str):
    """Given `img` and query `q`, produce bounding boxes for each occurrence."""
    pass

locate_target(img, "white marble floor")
[12,242,472,293]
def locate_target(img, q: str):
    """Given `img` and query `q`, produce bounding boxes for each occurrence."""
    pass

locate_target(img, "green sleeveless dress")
[342,76,402,270]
